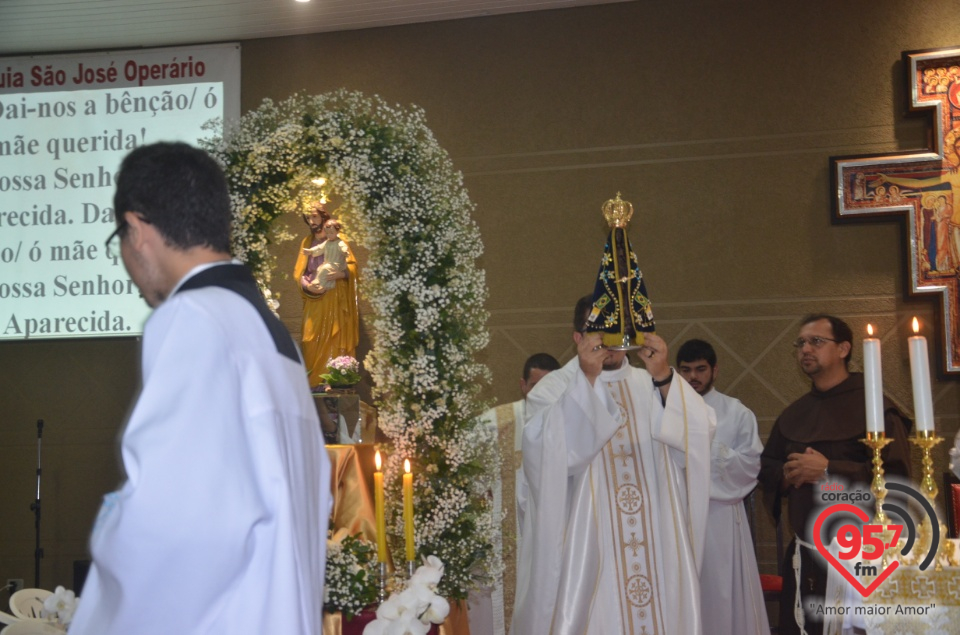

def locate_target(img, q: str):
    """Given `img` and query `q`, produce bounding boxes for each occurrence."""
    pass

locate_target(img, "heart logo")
[812,503,900,598]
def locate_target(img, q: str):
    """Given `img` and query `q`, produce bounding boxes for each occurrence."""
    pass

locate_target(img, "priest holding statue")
[512,194,716,635]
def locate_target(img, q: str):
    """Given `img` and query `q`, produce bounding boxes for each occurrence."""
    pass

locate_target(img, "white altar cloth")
[823,539,960,635]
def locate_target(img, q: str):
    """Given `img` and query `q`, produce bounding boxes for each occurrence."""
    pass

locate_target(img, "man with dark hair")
[70,142,330,635]
[513,295,715,635]
[796,313,854,369]
[111,141,232,256]
[759,314,911,635]
[676,337,717,369]
[521,352,562,397]
[676,339,769,635]
[473,351,561,635]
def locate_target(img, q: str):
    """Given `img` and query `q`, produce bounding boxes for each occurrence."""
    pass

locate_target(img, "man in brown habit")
[759,314,911,635]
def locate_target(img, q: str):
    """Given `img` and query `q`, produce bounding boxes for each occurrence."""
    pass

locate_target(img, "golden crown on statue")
[602,192,634,228]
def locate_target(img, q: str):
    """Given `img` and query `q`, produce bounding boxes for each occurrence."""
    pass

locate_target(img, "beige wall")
[2,0,959,592]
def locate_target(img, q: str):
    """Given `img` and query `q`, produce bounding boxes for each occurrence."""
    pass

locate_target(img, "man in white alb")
[677,338,770,635]
[69,143,330,635]
[512,295,715,635]
[470,353,561,635]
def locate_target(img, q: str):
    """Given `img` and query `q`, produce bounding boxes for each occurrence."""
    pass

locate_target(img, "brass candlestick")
[861,432,894,524]
[910,430,947,570]
[911,430,943,499]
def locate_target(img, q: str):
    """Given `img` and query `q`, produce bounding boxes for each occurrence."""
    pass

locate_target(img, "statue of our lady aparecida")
[583,192,656,350]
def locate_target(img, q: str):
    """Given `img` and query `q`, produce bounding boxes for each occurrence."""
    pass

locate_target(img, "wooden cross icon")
[832,46,960,376]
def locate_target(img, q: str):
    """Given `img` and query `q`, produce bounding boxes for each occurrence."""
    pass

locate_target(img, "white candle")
[863,324,884,435]
[908,317,935,433]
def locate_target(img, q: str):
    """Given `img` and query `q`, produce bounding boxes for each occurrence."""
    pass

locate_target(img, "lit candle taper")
[403,459,415,562]
[374,450,388,562]
[908,317,935,433]
[863,324,884,435]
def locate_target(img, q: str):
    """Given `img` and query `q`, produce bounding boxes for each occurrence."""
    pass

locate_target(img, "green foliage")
[323,532,378,619]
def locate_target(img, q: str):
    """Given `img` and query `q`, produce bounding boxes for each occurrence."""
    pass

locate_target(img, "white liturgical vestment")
[469,399,526,635]
[699,388,770,635]
[70,263,331,635]
[512,358,715,635]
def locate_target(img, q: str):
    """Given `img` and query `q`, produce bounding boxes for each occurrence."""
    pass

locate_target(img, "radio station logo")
[812,480,940,598]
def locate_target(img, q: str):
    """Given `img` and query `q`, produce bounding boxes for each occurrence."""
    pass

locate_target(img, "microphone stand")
[30,419,43,588]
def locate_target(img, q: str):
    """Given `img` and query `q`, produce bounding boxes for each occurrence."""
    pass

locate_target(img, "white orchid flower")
[362,619,389,635]
[41,585,79,625]
[384,613,430,635]
[409,555,443,589]
[375,592,410,621]
[397,585,433,617]
[420,593,450,624]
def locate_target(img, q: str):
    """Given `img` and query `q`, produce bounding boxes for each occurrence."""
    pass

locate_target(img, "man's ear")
[123,212,140,243]
[573,331,583,345]
[124,212,152,251]
[839,341,852,362]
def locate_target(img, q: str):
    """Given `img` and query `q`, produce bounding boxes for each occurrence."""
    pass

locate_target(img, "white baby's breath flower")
[204,90,495,599]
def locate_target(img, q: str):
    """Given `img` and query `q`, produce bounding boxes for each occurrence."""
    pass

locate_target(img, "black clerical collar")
[176,263,300,363]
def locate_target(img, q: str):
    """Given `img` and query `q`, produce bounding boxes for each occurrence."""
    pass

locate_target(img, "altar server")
[677,338,770,635]
[512,295,715,635]
[470,352,560,635]
[69,142,330,635]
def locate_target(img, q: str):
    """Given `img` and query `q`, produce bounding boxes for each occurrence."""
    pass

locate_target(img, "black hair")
[113,142,231,253]
[523,353,561,380]
[573,294,594,332]
[801,313,854,368]
[676,339,717,367]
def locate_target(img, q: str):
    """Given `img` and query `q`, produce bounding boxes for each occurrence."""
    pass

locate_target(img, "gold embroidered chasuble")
[512,358,714,635]
[600,378,666,632]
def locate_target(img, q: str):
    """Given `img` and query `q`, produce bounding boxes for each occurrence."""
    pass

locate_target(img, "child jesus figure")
[302,219,349,292]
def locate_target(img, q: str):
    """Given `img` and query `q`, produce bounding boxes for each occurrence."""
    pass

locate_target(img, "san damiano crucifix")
[832,46,960,376]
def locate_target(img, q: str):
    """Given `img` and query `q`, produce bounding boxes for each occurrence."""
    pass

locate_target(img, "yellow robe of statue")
[294,233,359,387]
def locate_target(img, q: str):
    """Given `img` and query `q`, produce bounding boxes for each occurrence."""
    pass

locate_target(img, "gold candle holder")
[861,432,894,524]
[911,430,943,499]
[910,430,947,570]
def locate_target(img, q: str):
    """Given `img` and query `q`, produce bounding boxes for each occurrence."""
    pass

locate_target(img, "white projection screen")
[0,43,240,341]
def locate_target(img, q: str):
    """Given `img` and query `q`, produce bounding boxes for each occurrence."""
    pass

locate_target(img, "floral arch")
[202,90,497,598]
